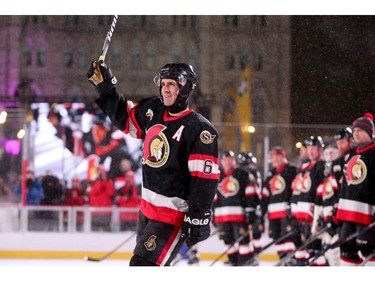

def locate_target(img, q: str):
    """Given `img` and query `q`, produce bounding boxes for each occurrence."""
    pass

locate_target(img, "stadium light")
[295,141,302,149]
[0,111,7,124]
[247,125,255,133]
[17,129,25,139]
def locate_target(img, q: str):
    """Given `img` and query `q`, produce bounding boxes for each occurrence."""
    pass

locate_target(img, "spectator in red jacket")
[116,171,141,231]
[63,178,87,231]
[87,166,116,231]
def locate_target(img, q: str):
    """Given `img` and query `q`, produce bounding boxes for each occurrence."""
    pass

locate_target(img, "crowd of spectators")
[0,165,141,232]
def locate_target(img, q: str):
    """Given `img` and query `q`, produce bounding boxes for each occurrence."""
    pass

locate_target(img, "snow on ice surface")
[1,258,364,281]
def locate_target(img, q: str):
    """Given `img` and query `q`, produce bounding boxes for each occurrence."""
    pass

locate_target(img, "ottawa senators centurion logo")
[144,235,157,251]
[345,155,367,185]
[301,172,312,193]
[218,176,240,197]
[143,125,169,168]
[291,173,303,195]
[322,176,336,200]
[270,175,286,195]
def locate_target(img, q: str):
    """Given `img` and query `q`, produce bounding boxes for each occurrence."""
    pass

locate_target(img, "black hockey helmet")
[153,63,196,89]
[153,63,197,113]
[302,139,310,147]
[305,135,325,148]
[334,127,353,141]
[237,151,257,166]
[221,150,235,159]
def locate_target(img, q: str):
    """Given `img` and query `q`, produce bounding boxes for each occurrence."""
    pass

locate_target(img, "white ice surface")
[0,258,364,281]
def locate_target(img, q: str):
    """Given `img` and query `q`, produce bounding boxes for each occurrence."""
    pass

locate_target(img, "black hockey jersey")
[317,154,350,223]
[337,143,375,225]
[290,159,325,223]
[213,167,259,223]
[261,162,298,220]
[96,92,220,227]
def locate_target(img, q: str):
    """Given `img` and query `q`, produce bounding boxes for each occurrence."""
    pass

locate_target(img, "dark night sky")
[291,16,375,126]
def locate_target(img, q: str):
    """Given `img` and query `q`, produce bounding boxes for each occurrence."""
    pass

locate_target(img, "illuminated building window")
[131,41,141,70]
[78,45,86,69]
[22,43,32,67]
[172,47,182,63]
[145,45,155,70]
[64,45,73,68]
[254,47,262,71]
[240,49,249,70]
[225,47,235,70]
[37,45,46,67]
[112,46,121,68]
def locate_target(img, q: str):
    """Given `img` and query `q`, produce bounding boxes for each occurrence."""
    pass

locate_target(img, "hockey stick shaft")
[307,221,375,265]
[360,250,375,266]
[86,15,118,79]
[171,228,219,266]
[98,15,118,62]
[84,231,136,262]
[276,224,329,266]
[244,229,297,266]
[209,230,249,266]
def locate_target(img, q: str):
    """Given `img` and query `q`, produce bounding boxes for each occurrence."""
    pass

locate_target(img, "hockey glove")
[356,225,375,256]
[326,215,338,237]
[300,220,311,242]
[182,210,211,247]
[86,60,117,95]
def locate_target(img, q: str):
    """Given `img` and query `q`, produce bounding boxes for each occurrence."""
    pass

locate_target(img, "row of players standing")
[212,112,375,266]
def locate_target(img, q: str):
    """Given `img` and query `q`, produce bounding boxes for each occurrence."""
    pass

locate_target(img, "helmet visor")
[153,68,188,86]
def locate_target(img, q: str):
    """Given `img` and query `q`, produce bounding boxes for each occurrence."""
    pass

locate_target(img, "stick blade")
[84,256,100,262]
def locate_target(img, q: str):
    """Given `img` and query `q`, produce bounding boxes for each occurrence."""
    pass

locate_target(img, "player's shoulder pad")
[137,96,162,107]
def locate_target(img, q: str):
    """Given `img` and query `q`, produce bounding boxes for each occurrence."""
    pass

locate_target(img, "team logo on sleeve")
[200,130,216,144]
[146,109,154,121]
[143,124,169,168]
[345,155,367,185]
[270,175,286,195]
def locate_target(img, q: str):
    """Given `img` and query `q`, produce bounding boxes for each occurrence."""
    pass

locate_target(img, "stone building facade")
[0,15,292,174]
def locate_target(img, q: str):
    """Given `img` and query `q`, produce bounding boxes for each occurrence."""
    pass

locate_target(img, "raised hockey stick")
[171,228,220,266]
[276,224,330,266]
[98,15,118,62]
[243,229,297,266]
[209,230,249,266]
[86,15,118,78]
[306,221,375,266]
[84,231,136,262]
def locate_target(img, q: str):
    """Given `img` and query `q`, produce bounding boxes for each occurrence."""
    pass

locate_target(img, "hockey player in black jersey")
[213,150,259,266]
[237,151,263,254]
[290,135,327,265]
[261,146,298,260]
[316,127,354,266]
[337,113,375,266]
[87,61,220,266]
[311,142,340,266]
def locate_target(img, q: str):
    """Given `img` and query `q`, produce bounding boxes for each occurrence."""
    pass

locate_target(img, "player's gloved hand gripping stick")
[87,15,118,82]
